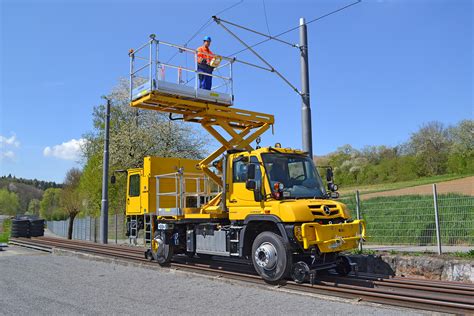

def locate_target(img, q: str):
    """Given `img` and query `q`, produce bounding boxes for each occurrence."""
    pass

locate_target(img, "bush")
[0,218,11,242]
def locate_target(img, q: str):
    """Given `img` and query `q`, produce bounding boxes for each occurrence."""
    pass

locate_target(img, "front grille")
[311,210,339,216]
[308,204,337,209]
[308,204,340,217]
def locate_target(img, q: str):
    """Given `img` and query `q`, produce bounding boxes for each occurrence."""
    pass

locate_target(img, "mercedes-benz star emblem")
[323,205,331,216]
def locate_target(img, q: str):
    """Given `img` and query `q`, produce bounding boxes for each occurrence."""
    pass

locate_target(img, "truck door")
[227,154,263,218]
[126,171,141,215]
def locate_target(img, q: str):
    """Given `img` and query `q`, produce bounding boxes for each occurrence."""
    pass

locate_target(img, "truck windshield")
[261,153,327,199]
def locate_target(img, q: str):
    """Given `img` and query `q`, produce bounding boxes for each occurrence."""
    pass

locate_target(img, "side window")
[129,174,140,197]
[233,160,248,183]
[250,156,262,186]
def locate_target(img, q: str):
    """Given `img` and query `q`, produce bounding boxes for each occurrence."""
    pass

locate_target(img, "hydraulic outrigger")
[121,36,366,284]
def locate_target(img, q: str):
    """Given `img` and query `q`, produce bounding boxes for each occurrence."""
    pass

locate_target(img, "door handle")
[229,199,237,203]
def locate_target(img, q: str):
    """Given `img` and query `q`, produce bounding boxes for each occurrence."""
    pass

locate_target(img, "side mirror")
[110,175,116,184]
[247,164,256,180]
[326,168,333,182]
[246,180,256,191]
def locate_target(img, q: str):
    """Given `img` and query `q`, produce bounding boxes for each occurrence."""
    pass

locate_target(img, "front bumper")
[301,220,366,253]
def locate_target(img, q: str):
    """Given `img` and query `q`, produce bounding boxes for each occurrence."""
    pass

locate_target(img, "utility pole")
[100,97,111,244]
[299,17,313,158]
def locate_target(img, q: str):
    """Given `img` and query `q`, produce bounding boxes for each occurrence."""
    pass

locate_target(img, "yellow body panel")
[301,220,366,252]
[125,156,201,216]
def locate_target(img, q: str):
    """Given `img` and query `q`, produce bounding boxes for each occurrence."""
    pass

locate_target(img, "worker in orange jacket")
[197,36,214,90]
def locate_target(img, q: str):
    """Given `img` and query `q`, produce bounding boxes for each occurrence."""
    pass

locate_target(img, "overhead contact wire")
[228,0,361,57]
[262,0,271,35]
[166,0,244,64]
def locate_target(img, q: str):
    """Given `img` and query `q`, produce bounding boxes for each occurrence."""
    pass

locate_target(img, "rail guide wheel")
[335,255,356,276]
[291,261,310,284]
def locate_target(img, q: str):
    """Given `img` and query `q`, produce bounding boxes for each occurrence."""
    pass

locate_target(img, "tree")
[40,188,65,220]
[447,120,474,174]
[60,168,83,239]
[0,189,20,216]
[26,199,41,216]
[80,78,208,217]
[407,121,451,176]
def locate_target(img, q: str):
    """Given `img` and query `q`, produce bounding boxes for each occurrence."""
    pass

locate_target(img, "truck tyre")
[251,231,292,284]
[151,231,173,266]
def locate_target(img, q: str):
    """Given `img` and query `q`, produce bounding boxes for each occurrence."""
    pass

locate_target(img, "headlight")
[273,182,284,191]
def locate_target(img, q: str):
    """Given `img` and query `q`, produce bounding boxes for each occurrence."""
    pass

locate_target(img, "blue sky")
[1,0,472,183]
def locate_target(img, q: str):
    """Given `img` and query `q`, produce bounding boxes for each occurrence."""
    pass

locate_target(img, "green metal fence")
[340,187,474,251]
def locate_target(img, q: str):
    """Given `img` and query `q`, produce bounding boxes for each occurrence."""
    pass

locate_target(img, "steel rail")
[10,237,474,314]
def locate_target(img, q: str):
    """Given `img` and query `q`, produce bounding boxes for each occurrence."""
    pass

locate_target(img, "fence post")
[433,184,442,255]
[356,190,362,252]
[115,212,118,244]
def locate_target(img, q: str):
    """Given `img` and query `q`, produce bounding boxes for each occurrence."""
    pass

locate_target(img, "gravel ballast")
[0,247,423,315]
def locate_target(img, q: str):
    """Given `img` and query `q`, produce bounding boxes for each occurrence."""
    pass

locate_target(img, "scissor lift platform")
[132,80,233,106]
[130,36,274,186]
[131,90,273,128]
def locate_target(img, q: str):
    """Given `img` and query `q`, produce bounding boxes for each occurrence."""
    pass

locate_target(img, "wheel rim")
[152,236,163,256]
[254,242,278,270]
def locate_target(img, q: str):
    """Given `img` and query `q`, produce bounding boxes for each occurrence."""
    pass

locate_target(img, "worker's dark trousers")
[198,63,213,90]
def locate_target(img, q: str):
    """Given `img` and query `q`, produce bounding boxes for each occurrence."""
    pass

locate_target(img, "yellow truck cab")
[123,147,365,283]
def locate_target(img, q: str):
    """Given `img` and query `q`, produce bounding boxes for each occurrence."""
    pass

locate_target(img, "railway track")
[9,237,474,314]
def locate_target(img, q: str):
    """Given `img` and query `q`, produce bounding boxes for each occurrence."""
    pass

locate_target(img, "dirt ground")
[361,176,474,199]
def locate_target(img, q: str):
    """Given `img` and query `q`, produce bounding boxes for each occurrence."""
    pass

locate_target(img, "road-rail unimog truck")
[115,36,366,283]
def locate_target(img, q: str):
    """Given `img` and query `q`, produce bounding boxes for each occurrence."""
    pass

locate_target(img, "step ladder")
[128,215,138,245]
[144,214,152,247]
[229,226,243,256]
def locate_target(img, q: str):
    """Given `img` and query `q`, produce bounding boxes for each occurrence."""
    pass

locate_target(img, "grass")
[351,249,474,259]
[0,218,11,243]
[348,248,376,255]
[339,174,472,197]
[451,249,474,259]
[340,193,474,246]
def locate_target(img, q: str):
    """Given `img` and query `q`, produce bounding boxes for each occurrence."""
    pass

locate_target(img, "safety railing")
[129,35,234,105]
[155,169,220,216]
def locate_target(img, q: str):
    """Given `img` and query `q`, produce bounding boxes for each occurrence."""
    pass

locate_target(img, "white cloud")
[0,134,20,148]
[0,150,15,161]
[43,138,86,160]
[0,133,20,161]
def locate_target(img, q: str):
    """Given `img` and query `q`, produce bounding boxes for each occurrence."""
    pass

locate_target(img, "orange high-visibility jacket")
[197,45,214,64]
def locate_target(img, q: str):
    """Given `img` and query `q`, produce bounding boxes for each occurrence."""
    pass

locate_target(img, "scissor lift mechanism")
[129,38,274,187]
